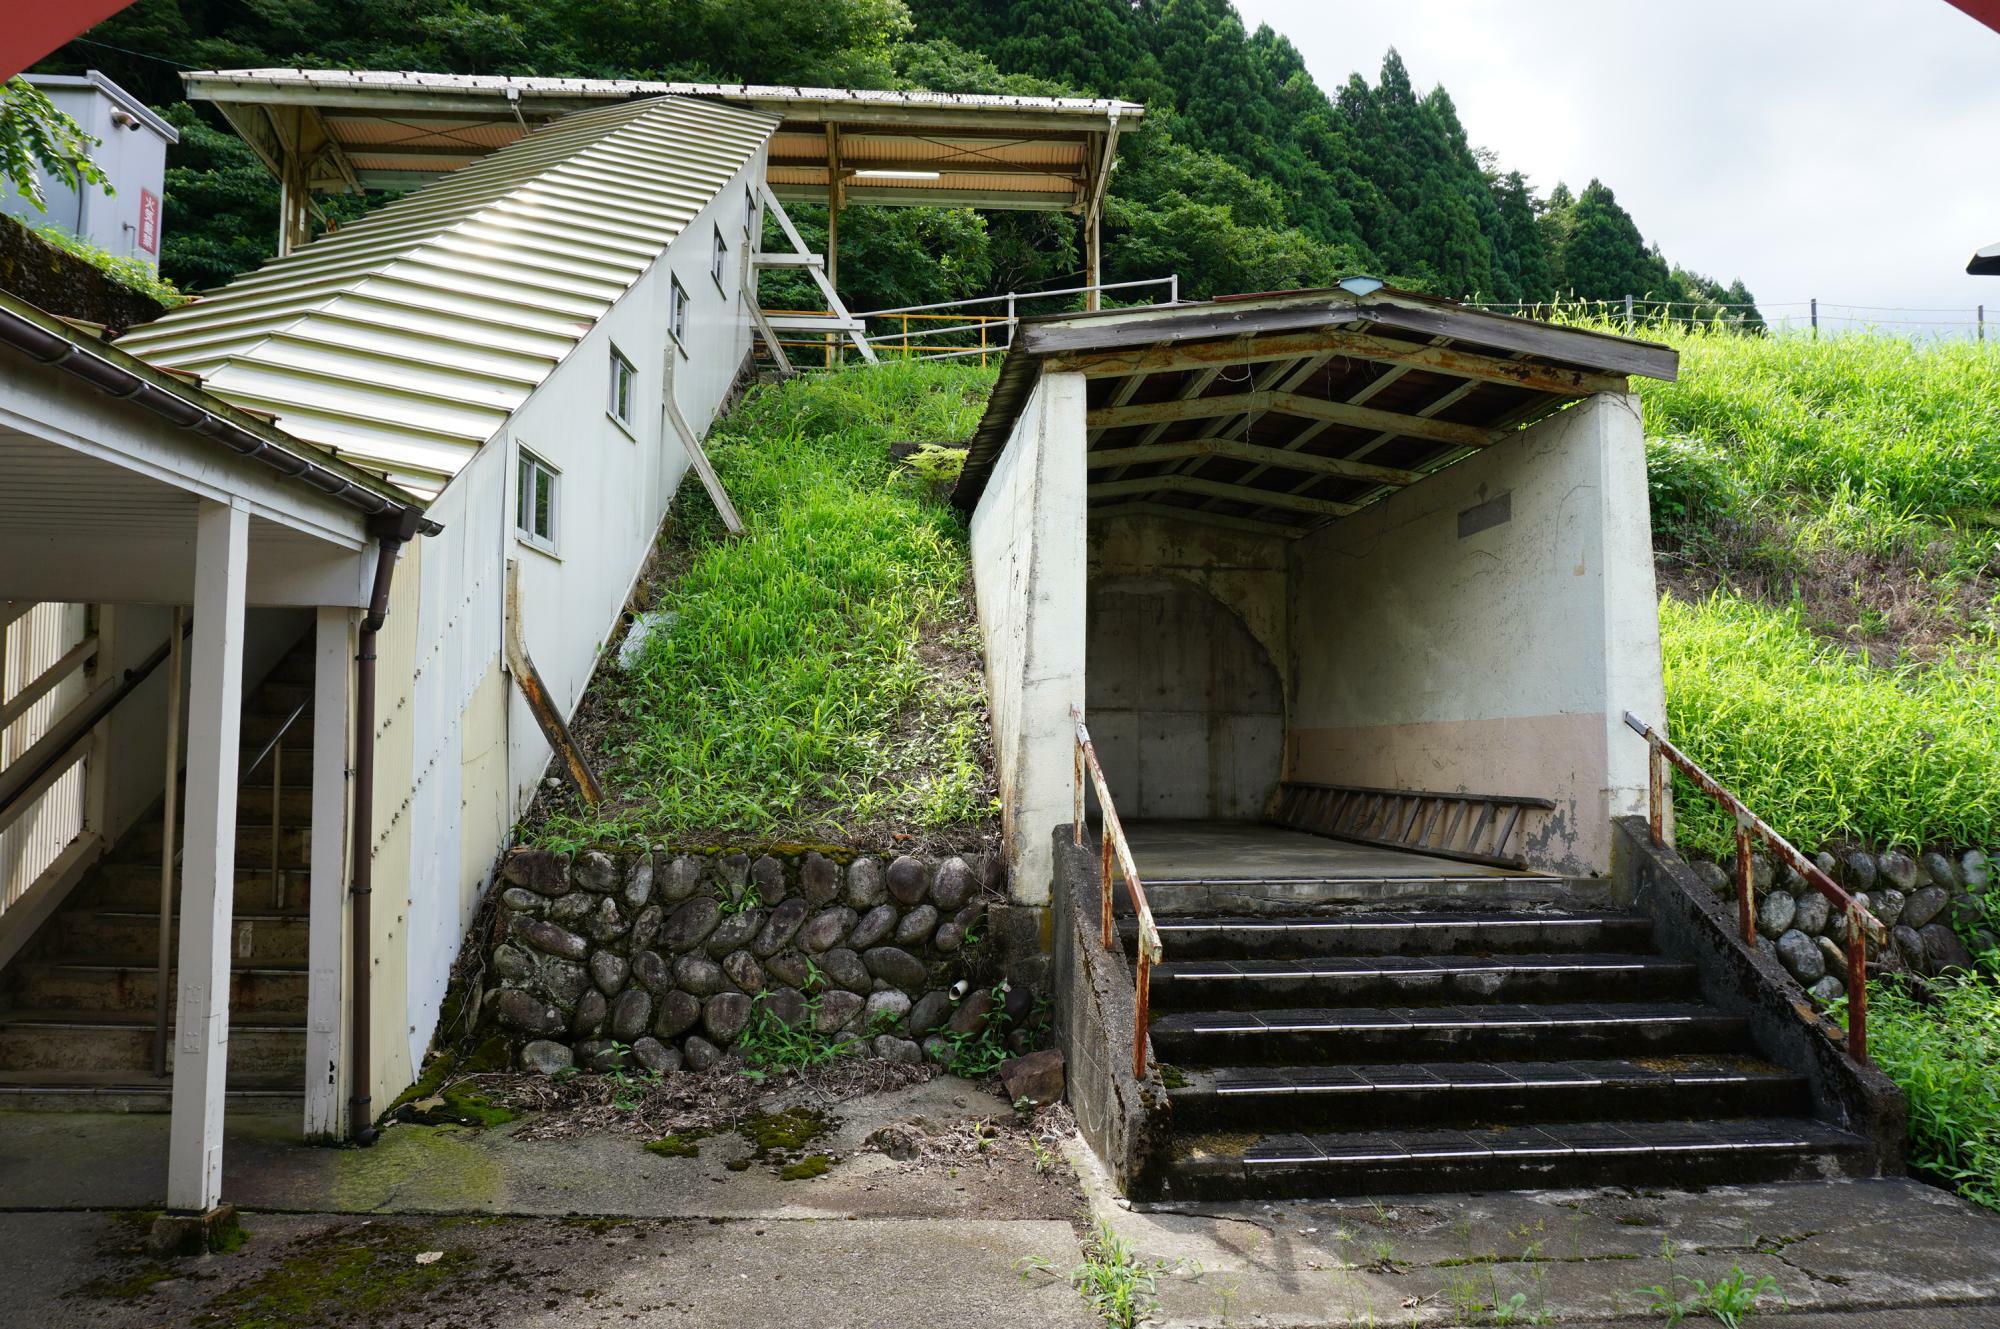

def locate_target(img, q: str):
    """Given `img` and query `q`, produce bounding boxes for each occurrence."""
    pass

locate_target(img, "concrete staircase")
[0,637,316,1109]
[1125,876,1868,1200]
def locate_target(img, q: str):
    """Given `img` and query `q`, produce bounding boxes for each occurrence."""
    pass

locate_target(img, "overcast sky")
[1233,0,2000,337]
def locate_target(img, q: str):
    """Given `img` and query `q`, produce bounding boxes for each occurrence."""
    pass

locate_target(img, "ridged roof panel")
[119,95,778,498]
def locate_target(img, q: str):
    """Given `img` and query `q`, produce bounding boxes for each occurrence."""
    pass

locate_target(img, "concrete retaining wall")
[1287,394,1665,875]
[968,372,1087,904]
[1051,827,1168,1193]
[1615,817,1906,1172]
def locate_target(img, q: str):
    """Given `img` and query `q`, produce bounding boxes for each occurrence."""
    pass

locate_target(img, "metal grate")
[1276,781,1555,871]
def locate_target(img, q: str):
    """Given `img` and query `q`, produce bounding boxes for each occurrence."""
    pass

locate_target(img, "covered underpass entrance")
[951,288,1885,1201]
[955,283,1680,901]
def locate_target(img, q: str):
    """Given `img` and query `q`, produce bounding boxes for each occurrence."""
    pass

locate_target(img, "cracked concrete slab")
[1071,1139,2000,1326]
[6,1210,1093,1328]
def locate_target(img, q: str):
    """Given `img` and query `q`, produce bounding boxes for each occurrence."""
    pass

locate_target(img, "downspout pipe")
[349,509,422,1145]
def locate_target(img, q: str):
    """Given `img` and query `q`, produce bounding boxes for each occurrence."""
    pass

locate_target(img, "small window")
[745,183,758,235]
[608,345,636,431]
[669,274,688,350]
[515,448,559,553]
[711,224,729,293]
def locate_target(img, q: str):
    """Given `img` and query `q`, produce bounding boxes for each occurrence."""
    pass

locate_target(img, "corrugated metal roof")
[118,95,777,498]
[183,68,1137,210]
[187,67,1142,117]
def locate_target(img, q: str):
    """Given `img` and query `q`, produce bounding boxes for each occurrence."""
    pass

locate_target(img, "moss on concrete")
[195,1224,479,1329]
[779,1153,833,1181]
[643,1129,712,1159]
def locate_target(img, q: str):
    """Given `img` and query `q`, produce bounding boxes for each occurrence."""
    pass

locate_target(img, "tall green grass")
[1637,326,2000,528]
[1866,972,2000,1210]
[1662,595,2000,859]
[543,360,998,847]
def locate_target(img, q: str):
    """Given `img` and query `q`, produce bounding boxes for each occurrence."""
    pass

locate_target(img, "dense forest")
[41,0,1761,322]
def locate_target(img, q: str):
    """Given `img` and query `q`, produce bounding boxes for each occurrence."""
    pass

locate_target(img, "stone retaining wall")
[1683,844,1995,1002]
[484,846,1014,1074]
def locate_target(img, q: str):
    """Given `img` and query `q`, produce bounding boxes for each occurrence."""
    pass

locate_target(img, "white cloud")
[1233,0,2000,335]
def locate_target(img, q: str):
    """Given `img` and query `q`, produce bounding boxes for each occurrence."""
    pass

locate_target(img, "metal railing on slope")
[760,276,1182,369]
[1624,711,1886,1061]
[1071,705,1163,1080]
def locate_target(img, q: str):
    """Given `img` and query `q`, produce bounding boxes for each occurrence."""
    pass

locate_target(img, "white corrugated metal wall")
[0,603,90,912]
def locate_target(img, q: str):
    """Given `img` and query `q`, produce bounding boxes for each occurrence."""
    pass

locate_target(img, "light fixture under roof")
[1338,275,1386,297]
[852,169,943,181]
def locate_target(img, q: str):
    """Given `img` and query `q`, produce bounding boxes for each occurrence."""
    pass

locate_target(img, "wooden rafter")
[1087,474,1357,518]
[1052,328,1628,397]
[1086,390,1494,449]
[1085,437,1423,487]
[1093,501,1307,539]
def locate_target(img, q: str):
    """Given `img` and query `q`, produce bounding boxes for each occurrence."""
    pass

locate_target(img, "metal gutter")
[0,291,441,535]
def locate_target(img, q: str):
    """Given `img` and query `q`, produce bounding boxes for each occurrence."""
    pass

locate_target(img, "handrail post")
[1099,829,1114,951]
[1847,904,1868,1060]
[1073,730,1084,847]
[1733,810,1756,946]
[152,606,184,1079]
[1133,947,1152,1081]
[270,737,283,909]
[1647,731,1665,847]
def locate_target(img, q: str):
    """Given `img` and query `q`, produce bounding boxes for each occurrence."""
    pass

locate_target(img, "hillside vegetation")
[539,361,999,854]
[1630,324,2000,860]
[52,0,1752,317]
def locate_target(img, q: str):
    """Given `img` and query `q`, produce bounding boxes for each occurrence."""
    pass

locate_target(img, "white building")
[0,73,1139,1218]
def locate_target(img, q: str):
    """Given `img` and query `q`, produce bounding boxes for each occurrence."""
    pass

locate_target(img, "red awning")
[2,3,138,81]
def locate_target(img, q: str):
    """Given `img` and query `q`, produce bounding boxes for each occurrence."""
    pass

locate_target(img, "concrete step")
[1145,1117,1870,1202]
[4,957,308,1015]
[1148,1001,1748,1065]
[125,820,310,867]
[0,1070,299,1112]
[51,909,309,964]
[1165,1056,1812,1132]
[1127,911,1657,960]
[1150,953,1699,1011]
[1131,875,1585,916]
[81,864,310,912]
[0,1010,305,1076]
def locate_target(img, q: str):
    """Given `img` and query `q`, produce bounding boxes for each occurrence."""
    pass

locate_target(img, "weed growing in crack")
[1021,1223,1180,1328]
[1637,1259,1784,1327]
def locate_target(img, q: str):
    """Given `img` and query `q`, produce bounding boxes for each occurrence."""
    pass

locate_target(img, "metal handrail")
[1624,711,1885,1061]
[245,696,309,911]
[1071,704,1163,1080]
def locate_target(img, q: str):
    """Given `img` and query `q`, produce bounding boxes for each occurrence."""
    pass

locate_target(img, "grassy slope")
[1634,325,2000,1208]
[1630,324,2000,860]
[539,360,1000,852]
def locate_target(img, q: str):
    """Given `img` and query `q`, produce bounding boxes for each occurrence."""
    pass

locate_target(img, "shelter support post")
[166,498,249,1212]
[303,606,354,1139]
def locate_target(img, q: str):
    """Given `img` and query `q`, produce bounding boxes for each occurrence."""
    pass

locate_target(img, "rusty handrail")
[1624,711,1885,1061]
[1071,705,1162,1080]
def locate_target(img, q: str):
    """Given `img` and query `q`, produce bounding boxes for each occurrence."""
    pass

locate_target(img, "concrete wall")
[968,371,1087,905]
[1086,512,1289,820]
[1286,393,1664,875]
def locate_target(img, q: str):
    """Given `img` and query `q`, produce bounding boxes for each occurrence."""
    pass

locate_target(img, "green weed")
[732,992,863,1074]
[1864,972,2000,1210]
[1660,593,2000,858]
[538,360,998,847]
[1022,1223,1174,1328]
